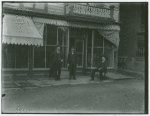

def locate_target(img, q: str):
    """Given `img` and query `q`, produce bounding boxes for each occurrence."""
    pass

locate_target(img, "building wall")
[119,3,140,57]
[119,3,145,71]
[3,2,120,23]
[2,2,120,76]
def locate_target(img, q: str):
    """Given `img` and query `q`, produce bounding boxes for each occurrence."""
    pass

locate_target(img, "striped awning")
[33,17,120,31]
[2,14,44,46]
[33,17,68,26]
[98,30,120,48]
[68,21,120,48]
[32,17,120,48]
[68,21,120,31]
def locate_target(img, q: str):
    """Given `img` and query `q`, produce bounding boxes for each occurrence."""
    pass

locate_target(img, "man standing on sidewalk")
[67,46,77,80]
[90,55,107,81]
[53,46,63,81]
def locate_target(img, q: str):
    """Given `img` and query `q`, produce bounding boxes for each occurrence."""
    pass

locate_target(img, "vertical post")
[66,28,70,69]
[15,46,16,68]
[62,29,64,47]
[82,39,85,73]
[114,49,118,71]
[112,45,114,68]
[62,29,64,67]
[33,47,34,69]
[103,38,105,54]
[67,28,70,55]
[13,46,17,77]
[65,28,67,68]
[85,31,88,68]
[29,46,32,70]
[28,46,33,78]
[62,30,64,46]
[57,27,59,45]
[45,25,47,68]
[91,30,94,68]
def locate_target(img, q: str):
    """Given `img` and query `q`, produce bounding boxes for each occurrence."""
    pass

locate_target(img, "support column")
[67,28,70,55]
[62,30,65,67]
[112,45,114,68]
[66,28,70,69]
[45,25,47,68]
[62,30,64,53]
[28,46,33,78]
[114,49,118,71]
[85,31,88,69]
[57,27,59,45]
[91,30,94,68]
[103,38,105,54]
[82,31,86,73]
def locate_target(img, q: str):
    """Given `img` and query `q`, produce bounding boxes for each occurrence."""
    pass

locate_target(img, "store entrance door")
[75,40,84,68]
[69,37,84,68]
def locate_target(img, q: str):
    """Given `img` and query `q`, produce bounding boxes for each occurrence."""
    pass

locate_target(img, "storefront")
[2,14,43,75]
[2,13,120,76]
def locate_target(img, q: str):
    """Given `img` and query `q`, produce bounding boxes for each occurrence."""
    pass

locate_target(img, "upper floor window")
[46,25,57,45]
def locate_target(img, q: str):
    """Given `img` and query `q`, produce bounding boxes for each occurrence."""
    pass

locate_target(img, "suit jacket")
[67,52,77,65]
[53,51,63,64]
[97,60,107,72]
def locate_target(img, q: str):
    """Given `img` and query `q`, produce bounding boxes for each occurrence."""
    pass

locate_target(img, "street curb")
[2,72,140,94]
[3,75,143,94]
[2,79,116,93]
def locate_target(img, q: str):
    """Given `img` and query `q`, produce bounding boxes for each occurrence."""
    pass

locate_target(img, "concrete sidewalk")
[117,68,145,78]
[2,72,138,94]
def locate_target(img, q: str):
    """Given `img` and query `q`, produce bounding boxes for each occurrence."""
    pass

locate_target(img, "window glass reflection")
[2,44,15,68]
[34,46,45,68]
[93,48,103,67]
[16,45,28,68]
[94,30,103,47]
[47,25,57,45]
[46,46,56,68]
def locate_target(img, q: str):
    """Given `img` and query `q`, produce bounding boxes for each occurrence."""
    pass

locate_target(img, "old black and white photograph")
[1,1,148,114]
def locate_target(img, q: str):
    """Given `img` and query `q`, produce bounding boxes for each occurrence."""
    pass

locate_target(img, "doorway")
[69,38,84,68]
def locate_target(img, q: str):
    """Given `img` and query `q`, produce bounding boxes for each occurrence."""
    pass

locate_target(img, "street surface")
[2,79,144,113]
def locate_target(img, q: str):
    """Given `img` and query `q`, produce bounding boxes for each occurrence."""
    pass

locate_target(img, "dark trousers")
[91,69,105,80]
[69,63,76,79]
[54,61,61,80]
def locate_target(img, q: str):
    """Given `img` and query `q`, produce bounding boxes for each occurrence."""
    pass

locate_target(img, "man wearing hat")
[53,46,63,81]
[67,46,77,80]
[90,55,107,81]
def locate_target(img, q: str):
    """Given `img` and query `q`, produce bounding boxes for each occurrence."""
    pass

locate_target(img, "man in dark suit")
[53,46,63,81]
[90,56,107,81]
[67,46,77,80]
